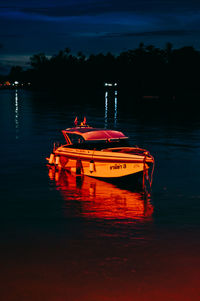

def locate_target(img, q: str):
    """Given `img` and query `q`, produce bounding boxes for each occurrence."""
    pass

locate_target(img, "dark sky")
[1,0,200,73]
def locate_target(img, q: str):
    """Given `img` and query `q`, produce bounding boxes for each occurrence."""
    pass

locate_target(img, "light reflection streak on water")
[105,91,108,128]
[15,89,19,139]
[105,89,118,127]
[48,167,154,223]
[114,91,117,127]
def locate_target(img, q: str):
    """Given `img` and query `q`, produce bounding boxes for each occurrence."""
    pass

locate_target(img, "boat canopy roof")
[63,127,128,141]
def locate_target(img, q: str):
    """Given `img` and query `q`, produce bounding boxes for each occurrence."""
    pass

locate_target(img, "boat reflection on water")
[48,167,154,222]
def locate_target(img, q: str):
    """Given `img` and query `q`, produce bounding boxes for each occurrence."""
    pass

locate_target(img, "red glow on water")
[48,167,153,221]
[1,169,199,301]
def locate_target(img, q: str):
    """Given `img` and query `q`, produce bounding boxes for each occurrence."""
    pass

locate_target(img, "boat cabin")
[61,127,130,150]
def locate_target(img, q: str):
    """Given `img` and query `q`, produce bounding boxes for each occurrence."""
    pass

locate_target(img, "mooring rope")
[143,152,155,193]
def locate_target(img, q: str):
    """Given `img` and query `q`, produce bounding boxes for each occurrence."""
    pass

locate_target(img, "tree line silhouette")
[5,43,200,111]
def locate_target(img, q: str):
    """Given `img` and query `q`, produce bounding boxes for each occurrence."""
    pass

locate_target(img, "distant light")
[14,81,19,85]
[104,82,118,87]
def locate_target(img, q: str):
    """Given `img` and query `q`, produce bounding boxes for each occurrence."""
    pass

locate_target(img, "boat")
[46,118,155,189]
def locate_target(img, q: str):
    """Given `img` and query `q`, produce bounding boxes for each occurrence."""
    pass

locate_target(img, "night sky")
[1,0,200,73]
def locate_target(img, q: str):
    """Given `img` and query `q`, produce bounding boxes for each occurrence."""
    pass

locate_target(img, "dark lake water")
[1,89,200,301]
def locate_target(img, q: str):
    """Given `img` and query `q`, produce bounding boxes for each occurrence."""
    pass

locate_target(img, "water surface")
[0,89,200,301]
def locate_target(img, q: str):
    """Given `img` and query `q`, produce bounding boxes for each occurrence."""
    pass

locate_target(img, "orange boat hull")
[47,146,154,179]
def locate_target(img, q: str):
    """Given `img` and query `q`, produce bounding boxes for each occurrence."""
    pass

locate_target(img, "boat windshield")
[64,138,130,150]
[67,133,85,144]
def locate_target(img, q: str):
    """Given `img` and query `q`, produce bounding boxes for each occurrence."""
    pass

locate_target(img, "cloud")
[0,53,31,74]
[0,54,30,65]
[0,34,20,38]
[101,29,193,39]
[0,62,10,74]
[2,0,200,18]
[1,0,200,57]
